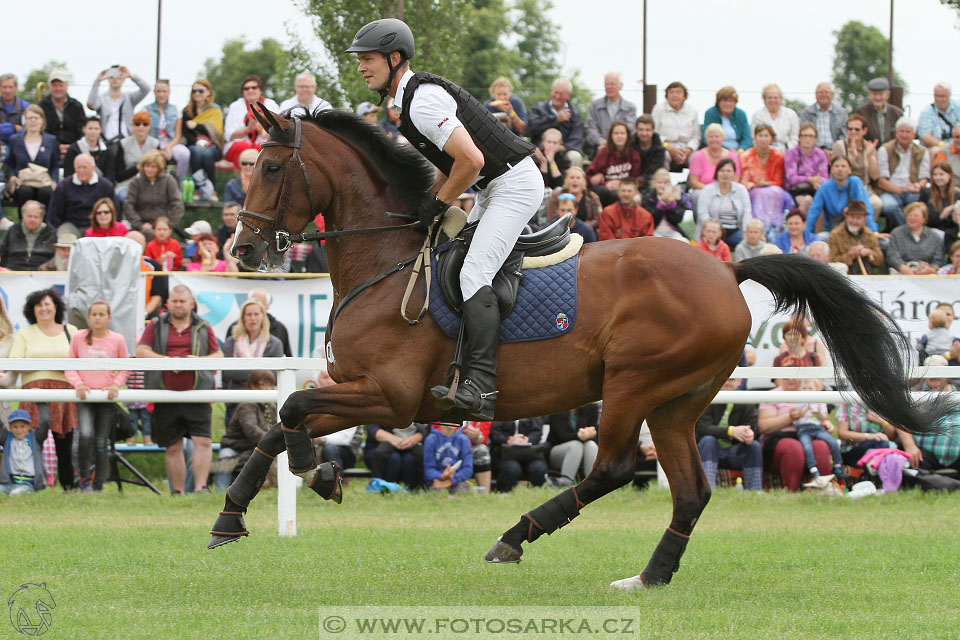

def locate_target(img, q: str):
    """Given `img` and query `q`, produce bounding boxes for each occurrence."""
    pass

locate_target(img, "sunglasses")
[191,88,206,93]
[95,209,112,214]
[558,193,576,201]
[241,161,256,167]
[242,85,259,91]
[133,122,150,126]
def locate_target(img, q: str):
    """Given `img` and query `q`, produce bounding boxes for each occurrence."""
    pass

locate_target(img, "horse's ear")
[251,101,285,134]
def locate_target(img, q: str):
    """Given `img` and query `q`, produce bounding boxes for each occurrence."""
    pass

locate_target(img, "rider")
[347,19,543,420]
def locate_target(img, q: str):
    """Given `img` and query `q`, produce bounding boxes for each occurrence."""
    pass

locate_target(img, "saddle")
[436,213,576,317]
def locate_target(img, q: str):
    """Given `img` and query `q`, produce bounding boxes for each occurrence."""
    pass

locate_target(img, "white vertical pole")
[276,368,298,537]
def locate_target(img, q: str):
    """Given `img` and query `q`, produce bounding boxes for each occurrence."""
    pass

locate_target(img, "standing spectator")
[877,116,930,229]
[84,197,129,238]
[364,422,429,490]
[215,202,240,257]
[222,298,283,393]
[784,122,828,216]
[0,200,56,271]
[695,158,750,246]
[931,124,960,177]
[168,79,224,197]
[3,105,59,210]
[751,84,799,151]
[652,81,700,170]
[65,301,129,492]
[740,124,792,239]
[47,154,119,236]
[0,73,29,145]
[696,218,732,261]
[278,72,333,117]
[545,166,601,229]
[112,111,160,200]
[587,120,641,204]
[734,219,768,261]
[223,75,279,168]
[775,209,818,254]
[545,410,597,487]
[40,70,86,160]
[122,150,183,237]
[642,169,691,240]
[920,161,960,252]
[917,82,960,152]
[856,77,903,145]
[216,370,278,490]
[136,284,223,494]
[147,79,190,181]
[585,72,637,157]
[0,409,47,495]
[597,179,653,241]
[63,117,110,178]
[774,320,823,367]
[528,77,584,153]
[144,216,182,271]
[633,114,667,189]
[356,102,379,124]
[86,65,151,142]
[702,86,752,151]
[223,149,257,206]
[696,377,762,491]
[424,422,474,494]
[483,77,527,136]
[827,200,884,274]
[687,123,741,208]
[832,114,882,214]
[489,418,548,493]
[379,99,402,138]
[534,128,570,189]
[10,288,79,491]
[800,82,848,151]
[886,201,943,275]
[806,155,877,239]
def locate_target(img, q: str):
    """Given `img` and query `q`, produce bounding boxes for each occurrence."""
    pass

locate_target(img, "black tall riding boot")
[432,285,500,420]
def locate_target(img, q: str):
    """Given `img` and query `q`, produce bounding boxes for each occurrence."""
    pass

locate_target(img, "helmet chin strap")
[377,55,407,106]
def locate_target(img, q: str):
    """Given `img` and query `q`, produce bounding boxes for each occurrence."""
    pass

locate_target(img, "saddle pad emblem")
[555,313,569,331]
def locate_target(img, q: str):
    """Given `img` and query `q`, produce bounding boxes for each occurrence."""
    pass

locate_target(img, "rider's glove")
[416,195,449,228]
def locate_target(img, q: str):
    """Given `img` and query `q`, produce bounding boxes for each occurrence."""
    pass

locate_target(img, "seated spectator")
[855,77,903,145]
[734,219,768,261]
[919,304,960,363]
[920,161,960,251]
[696,218,731,261]
[86,65,151,142]
[918,82,960,152]
[122,150,184,237]
[528,77,584,153]
[363,422,429,490]
[932,123,960,177]
[462,421,492,493]
[169,79,224,198]
[642,169,691,241]
[598,179,652,241]
[937,240,960,275]
[687,123,741,209]
[187,233,238,273]
[702,86,752,151]
[695,158,750,246]
[800,81,848,151]
[278,71,333,117]
[751,84,799,151]
[144,216,182,271]
[897,356,960,473]
[424,422,474,494]
[836,403,898,468]
[554,192,597,242]
[534,128,570,189]
[792,378,845,482]
[832,114,882,213]
[652,81,699,170]
[40,70,86,161]
[216,369,278,490]
[47,153,119,236]
[886,202,943,275]
[38,232,77,272]
[587,121,641,205]
[633,421,658,491]
[917,309,958,365]
[545,167,601,230]
[0,409,47,495]
[827,200,884,274]
[379,98,401,138]
[0,201,56,271]
[696,377,762,490]
[63,117,109,178]
[84,197,129,238]
[0,73,29,146]
[804,240,832,265]
[3,105,59,211]
[774,319,822,367]
[877,116,930,230]
[147,79,191,182]
[585,72,637,157]
[112,111,160,201]
[357,102,379,124]
[784,123,828,217]
[545,409,597,487]
[183,219,212,261]
[740,124,792,239]
[633,114,667,189]
[489,418,548,493]
[484,76,527,136]
[224,76,278,169]
[806,155,877,240]
[224,149,257,206]
[215,202,240,257]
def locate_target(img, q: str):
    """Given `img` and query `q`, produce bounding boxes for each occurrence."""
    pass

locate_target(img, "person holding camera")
[86,65,151,142]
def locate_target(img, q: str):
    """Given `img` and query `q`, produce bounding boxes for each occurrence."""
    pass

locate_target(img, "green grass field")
[2,484,959,639]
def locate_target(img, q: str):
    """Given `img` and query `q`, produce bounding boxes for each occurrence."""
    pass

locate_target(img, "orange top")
[740,147,785,188]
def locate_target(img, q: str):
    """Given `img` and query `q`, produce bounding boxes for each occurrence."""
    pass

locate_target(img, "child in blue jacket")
[1,409,48,495]
[423,422,474,494]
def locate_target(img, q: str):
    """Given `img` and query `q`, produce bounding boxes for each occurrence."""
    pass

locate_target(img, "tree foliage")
[831,21,907,114]
[17,61,70,102]
[202,38,289,107]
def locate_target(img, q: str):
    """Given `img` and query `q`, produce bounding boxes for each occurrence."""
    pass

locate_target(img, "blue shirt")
[805,176,877,234]
[423,429,474,485]
[917,99,960,143]
[144,102,180,145]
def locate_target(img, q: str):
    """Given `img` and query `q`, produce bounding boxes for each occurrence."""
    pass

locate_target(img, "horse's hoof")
[207,534,243,549]
[609,575,646,591]
[484,536,522,563]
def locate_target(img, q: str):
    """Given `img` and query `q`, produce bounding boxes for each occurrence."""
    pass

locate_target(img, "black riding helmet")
[346,18,415,105]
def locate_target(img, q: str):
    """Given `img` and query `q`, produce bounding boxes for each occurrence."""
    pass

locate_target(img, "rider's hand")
[416,195,449,228]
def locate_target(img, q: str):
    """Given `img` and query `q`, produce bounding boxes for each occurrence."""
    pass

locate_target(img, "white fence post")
[276,368,298,537]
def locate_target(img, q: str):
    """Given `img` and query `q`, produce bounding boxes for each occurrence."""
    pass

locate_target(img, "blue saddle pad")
[428,253,578,343]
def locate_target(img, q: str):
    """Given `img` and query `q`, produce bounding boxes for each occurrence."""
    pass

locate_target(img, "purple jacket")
[784,146,828,190]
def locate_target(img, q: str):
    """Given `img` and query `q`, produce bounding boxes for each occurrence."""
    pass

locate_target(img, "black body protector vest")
[398,72,535,190]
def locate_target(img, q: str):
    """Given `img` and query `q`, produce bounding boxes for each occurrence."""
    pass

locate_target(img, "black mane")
[284,108,434,212]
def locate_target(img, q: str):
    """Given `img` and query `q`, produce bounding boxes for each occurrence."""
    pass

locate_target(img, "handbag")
[113,405,136,442]
[17,163,55,189]
[500,442,549,463]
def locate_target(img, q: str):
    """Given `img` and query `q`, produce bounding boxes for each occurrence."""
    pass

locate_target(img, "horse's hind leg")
[208,425,285,549]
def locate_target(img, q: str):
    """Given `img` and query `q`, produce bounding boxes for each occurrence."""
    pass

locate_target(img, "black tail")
[732,254,951,435]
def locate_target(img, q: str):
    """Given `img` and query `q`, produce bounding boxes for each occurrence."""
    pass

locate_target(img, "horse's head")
[233,104,323,270]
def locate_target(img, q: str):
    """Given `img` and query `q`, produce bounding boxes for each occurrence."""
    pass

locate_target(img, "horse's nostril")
[235,244,251,257]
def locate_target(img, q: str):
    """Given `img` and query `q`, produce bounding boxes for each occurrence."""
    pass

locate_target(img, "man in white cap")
[856,77,903,145]
[39,70,86,159]
[278,72,333,117]
[356,101,380,125]
[38,232,77,271]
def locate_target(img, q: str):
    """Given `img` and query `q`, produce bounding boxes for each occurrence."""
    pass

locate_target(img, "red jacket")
[84,222,130,238]
[597,202,654,241]
[696,237,732,261]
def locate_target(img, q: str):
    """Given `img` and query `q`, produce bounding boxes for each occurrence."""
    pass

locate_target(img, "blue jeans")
[214,446,241,491]
[0,482,35,495]
[128,407,151,438]
[723,228,743,249]
[188,145,222,185]
[880,191,919,229]
[321,444,357,471]
[697,435,763,490]
[796,424,843,472]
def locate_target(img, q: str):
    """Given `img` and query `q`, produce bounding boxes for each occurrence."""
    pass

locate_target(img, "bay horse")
[210,106,947,589]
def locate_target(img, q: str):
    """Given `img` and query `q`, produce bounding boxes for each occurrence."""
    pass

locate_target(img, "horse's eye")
[265,164,281,174]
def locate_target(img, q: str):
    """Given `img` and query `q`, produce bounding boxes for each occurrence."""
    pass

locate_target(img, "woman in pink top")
[84,197,130,238]
[65,301,130,492]
[688,123,741,209]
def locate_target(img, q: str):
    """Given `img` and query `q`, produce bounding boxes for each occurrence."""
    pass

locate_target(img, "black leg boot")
[444,286,500,420]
